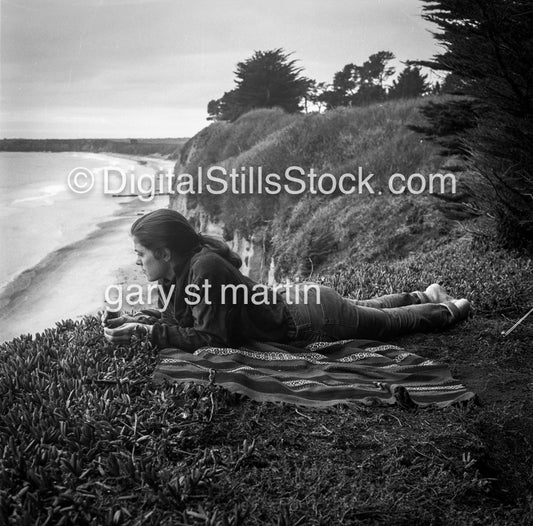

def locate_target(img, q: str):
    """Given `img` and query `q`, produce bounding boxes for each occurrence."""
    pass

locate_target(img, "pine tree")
[414,0,533,251]
[319,52,395,109]
[388,66,429,99]
[207,49,310,121]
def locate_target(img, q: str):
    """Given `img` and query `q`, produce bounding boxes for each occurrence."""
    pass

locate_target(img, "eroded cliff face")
[230,229,270,281]
[169,192,270,282]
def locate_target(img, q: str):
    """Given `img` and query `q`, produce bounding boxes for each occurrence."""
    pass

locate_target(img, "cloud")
[2,0,439,138]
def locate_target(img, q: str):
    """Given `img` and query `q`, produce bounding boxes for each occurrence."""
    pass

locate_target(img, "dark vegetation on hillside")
[2,239,532,525]
[175,100,468,280]
[413,0,533,252]
[0,138,188,159]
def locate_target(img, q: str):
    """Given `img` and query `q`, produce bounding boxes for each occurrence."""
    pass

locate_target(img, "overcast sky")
[1,0,442,139]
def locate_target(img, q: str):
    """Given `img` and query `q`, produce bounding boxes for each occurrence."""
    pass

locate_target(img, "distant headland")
[0,137,189,159]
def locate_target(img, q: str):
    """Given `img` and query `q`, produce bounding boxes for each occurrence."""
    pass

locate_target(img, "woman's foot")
[452,298,472,321]
[441,298,472,323]
[424,283,456,303]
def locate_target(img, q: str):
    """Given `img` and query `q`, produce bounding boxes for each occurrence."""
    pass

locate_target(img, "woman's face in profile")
[133,238,174,282]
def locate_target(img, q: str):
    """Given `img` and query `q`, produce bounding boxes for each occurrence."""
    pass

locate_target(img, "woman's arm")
[150,253,241,351]
[150,297,236,351]
[104,253,240,351]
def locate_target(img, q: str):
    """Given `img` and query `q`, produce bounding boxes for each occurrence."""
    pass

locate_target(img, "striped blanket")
[153,339,475,408]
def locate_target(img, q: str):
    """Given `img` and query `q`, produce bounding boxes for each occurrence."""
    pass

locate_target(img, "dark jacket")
[149,247,290,351]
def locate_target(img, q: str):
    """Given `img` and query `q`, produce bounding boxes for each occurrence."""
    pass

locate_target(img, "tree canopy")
[207,49,434,120]
[319,51,396,109]
[412,0,533,251]
[388,66,430,100]
[207,49,310,121]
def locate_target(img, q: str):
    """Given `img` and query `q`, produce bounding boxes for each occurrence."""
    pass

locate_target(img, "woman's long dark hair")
[131,209,242,269]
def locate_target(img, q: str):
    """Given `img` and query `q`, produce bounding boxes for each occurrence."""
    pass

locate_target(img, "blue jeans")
[279,283,456,343]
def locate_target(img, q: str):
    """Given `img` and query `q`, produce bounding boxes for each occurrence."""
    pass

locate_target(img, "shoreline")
[0,151,171,291]
[0,152,172,343]
[0,198,159,343]
[0,199,139,309]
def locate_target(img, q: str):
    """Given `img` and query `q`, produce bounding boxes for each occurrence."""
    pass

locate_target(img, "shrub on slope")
[173,98,463,274]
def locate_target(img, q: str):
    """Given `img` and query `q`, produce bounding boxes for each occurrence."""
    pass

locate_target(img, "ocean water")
[0,152,174,342]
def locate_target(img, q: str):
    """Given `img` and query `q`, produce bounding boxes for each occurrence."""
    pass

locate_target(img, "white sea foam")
[12,183,66,205]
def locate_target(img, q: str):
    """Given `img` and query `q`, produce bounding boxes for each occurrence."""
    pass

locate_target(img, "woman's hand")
[101,311,139,328]
[104,323,152,344]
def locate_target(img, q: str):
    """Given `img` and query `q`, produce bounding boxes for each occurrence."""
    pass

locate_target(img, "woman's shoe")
[452,298,472,321]
[425,283,455,303]
[441,298,472,323]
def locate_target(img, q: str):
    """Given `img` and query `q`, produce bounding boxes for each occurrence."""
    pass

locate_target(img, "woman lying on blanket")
[103,209,471,351]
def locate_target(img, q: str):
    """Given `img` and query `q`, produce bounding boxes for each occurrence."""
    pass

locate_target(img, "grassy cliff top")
[1,239,532,524]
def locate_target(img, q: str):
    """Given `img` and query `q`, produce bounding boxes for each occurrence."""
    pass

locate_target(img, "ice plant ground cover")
[1,239,532,525]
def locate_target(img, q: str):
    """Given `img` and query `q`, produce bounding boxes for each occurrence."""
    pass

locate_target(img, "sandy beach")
[0,154,172,343]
